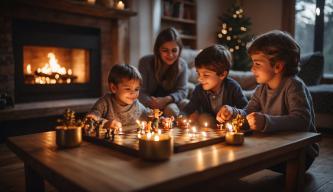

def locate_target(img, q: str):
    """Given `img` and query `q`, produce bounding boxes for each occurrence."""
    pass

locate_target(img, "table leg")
[285,149,305,192]
[25,164,45,192]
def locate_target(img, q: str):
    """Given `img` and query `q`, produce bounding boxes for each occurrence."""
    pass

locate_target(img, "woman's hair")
[195,44,232,75]
[108,64,142,85]
[247,30,300,76]
[153,27,184,90]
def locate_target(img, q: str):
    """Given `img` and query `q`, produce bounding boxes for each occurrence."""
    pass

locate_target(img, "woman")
[138,27,188,116]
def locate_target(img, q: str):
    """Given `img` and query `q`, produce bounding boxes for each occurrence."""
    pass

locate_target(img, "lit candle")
[204,122,208,128]
[153,134,160,141]
[87,0,96,5]
[67,69,72,75]
[139,133,173,160]
[116,0,125,10]
[225,123,244,145]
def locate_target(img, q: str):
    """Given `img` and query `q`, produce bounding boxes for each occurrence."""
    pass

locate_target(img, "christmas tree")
[217,3,252,71]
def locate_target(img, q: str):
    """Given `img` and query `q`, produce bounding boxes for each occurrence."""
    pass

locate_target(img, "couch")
[181,49,333,129]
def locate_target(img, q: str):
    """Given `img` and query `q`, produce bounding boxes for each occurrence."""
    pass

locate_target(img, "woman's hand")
[150,96,173,109]
[216,105,233,123]
[246,112,265,131]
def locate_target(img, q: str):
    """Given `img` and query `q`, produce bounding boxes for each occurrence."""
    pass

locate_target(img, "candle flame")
[226,123,234,132]
[153,135,160,141]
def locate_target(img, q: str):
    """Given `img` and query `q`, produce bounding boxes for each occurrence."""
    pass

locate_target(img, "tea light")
[225,123,244,145]
[139,133,173,160]
[116,0,125,10]
[56,126,82,148]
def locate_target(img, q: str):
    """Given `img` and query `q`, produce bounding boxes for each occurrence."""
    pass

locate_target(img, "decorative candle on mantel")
[139,133,173,161]
[116,0,125,10]
[225,123,244,145]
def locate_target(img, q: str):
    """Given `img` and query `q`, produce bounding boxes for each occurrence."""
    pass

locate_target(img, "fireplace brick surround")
[0,0,136,120]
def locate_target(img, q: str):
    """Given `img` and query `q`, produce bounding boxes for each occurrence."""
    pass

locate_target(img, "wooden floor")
[1,130,332,192]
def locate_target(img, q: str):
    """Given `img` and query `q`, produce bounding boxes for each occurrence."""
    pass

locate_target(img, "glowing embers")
[23,46,90,84]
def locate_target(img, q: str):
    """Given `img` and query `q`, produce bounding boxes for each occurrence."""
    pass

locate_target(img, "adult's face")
[159,41,180,65]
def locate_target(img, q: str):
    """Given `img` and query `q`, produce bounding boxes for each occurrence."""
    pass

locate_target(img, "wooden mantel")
[6,0,137,19]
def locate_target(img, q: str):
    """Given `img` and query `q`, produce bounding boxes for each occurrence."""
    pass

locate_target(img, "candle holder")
[139,133,173,161]
[56,126,82,148]
[225,131,244,145]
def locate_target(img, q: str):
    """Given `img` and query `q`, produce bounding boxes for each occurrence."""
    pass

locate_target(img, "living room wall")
[127,0,283,67]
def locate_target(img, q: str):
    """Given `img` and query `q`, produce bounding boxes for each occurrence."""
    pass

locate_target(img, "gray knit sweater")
[88,94,151,130]
[138,55,188,106]
[234,76,319,158]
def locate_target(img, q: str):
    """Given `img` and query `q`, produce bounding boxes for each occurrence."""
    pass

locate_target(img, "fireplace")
[13,19,101,103]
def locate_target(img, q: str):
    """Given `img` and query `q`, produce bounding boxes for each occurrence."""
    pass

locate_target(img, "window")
[295,0,333,75]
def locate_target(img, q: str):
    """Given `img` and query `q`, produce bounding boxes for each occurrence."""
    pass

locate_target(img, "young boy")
[182,44,248,121]
[217,30,319,172]
[87,64,151,131]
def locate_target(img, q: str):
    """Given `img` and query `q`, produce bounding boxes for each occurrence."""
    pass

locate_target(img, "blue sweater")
[183,77,248,117]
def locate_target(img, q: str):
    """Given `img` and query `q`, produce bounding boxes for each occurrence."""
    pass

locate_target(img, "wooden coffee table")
[7,131,321,192]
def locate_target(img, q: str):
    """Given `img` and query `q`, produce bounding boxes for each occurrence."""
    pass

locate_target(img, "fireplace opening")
[23,46,90,85]
[13,19,101,103]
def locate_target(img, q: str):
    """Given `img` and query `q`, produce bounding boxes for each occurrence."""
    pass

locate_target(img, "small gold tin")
[225,132,244,145]
[139,134,173,161]
[56,126,82,148]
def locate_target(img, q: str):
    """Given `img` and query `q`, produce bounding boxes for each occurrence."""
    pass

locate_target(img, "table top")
[7,131,321,192]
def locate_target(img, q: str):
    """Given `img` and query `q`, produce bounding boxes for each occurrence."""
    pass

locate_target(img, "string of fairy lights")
[217,7,248,53]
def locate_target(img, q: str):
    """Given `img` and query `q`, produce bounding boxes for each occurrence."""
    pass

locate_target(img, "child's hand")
[86,114,99,121]
[104,120,122,130]
[246,112,265,131]
[216,105,233,123]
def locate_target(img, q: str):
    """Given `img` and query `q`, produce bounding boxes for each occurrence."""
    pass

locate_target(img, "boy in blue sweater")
[182,44,248,122]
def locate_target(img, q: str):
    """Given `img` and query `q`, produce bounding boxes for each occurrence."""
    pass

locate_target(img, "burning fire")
[25,52,76,84]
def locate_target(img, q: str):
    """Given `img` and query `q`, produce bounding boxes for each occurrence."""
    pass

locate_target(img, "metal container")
[225,132,244,145]
[56,126,82,148]
[139,134,173,161]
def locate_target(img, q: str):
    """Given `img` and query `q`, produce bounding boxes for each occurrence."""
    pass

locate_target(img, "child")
[87,64,151,131]
[182,44,248,122]
[216,30,319,172]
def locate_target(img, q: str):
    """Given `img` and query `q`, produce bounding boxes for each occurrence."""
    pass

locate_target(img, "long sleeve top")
[87,94,151,130]
[183,77,248,117]
[138,55,188,106]
[233,76,319,158]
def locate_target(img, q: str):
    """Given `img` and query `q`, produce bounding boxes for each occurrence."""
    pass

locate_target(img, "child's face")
[109,78,140,106]
[197,67,227,93]
[159,41,180,65]
[250,52,281,85]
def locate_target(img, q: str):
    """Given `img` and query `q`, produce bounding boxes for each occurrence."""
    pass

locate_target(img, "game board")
[82,126,253,156]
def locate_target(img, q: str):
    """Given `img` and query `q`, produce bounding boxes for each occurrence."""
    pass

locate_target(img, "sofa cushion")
[298,52,324,86]
[308,84,333,113]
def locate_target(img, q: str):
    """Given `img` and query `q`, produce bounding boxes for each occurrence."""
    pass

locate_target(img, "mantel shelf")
[8,0,137,19]
[0,98,97,121]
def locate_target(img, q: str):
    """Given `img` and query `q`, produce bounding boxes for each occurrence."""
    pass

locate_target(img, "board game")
[83,126,228,156]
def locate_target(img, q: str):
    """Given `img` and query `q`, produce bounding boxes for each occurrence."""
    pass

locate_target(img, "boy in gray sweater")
[87,64,150,131]
[217,30,319,172]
